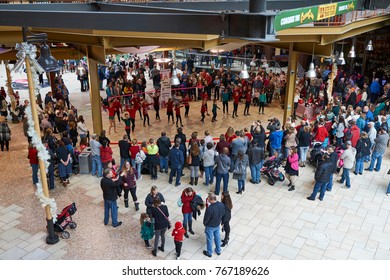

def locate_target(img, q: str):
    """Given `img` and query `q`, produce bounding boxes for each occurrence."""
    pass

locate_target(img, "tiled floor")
[0,63,389,260]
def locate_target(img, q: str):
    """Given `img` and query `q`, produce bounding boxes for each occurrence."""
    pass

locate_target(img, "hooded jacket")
[350,125,360,147]
[341,146,357,169]
[172,221,186,242]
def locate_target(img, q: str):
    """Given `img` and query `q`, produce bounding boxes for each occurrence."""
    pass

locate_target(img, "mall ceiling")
[0,0,389,63]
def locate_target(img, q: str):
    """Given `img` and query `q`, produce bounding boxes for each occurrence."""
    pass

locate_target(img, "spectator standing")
[172,221,186,260]
[203,193,225,258]
[233,150,249,195]
[100,168,123,228]
[285,147,299,191]
[157,131,171,174]
[181,187,196,238]
[354,132,371,175]
[221,191,232,247]
[339,141,356,189]
[365,128,389,172]
[169,141,184,187]
[90,134,103,177]
[307,154,333,201]
[150,197,170,257]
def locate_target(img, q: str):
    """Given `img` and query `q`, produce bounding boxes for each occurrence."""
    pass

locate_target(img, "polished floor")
[0,65,389,260]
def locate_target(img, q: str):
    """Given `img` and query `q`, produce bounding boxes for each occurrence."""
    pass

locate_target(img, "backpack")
[135,149,146,164]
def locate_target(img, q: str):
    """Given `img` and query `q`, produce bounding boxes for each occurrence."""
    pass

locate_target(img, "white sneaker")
[387,193,390,196]
[176,255,180,260]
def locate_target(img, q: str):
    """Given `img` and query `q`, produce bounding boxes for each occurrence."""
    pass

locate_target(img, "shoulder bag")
[157,206,171,229]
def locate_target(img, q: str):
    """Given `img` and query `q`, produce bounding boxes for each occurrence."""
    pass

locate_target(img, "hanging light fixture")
[348,46,356,58]
[306,43,316,78]
[365,40,374,51]
[240,45,250,79]
[37,43,61,72]
[337,41,346,65]
[170,68,180,86]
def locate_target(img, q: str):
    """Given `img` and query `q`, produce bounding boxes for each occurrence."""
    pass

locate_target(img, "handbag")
[177,196,183,207]
[233,162,244,175]
[157,206,171,229]
[186,153,192,165]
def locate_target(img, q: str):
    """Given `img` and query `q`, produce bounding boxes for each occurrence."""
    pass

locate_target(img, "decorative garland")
[10,42,58,222]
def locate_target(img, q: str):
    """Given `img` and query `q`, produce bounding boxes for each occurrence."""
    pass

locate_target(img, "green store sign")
[274,0,358,32]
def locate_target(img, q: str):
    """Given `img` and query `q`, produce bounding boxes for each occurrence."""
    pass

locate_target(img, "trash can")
[79,151,92,174]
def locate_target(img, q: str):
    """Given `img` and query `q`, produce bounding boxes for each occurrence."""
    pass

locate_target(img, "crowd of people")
[0,49,390,260]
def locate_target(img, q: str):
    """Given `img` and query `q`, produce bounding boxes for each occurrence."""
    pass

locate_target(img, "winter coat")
[314,160,334,183]
[181,190,196,214]
[202,148,216,167]
[140,220,154,240]
[172,221,186,242]
[248,145,265,165]
[232,154,249,180]
[151,205,169,230]
[355,138,371,159]
[341,147,357,169]
[157,136,171,157]
[350,125,360,147]
[190,194,205,220]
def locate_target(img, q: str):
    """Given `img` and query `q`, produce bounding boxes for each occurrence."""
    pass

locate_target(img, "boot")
[288,185,295,192]
[194,177,198,186]
[124,199,129,208]
[188,221,195,235]
[190,177,194,185]
[221,238,229,247]
[183,225,189,238]
[135,202,139,211]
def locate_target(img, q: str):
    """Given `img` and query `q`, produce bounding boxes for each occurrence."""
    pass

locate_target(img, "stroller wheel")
[69,222,77,229]
[279,173,285,182]
[61,231,70,239]
[54,167,59,178]
[268,178,275,186]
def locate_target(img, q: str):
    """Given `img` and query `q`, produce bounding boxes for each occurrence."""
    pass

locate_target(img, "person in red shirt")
[112,97,122,124]
[314,122,329,143]
[181,187,196,238]
[100,138,113,169]
[106,100,117,135]
[166,98,174,124]
[174,102,183,127]
[182,94,190,118]
[126,103,137,132]
[172,221,186,260]
[243,86,252,116]
[132,94,143,120]
[232,88,241,118]
[141,99,153,127]
[28,143,39,185]
[200,99,208,123]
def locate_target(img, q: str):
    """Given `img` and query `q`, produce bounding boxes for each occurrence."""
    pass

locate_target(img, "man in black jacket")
[325,147,338,192]
[118,135,131,171]
[101,168,123,227]
[248,141,265,184]
[203,193,225,257]
[308,154,333,201]
[157,131,171,173]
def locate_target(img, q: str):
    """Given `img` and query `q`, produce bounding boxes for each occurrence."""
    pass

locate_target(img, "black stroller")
[309,143,325,168]
[261,156,285,186]
[54,202,77,239]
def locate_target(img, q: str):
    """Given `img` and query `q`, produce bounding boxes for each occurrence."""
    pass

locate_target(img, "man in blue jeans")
[339,141,356,189]
[100,168,122,227]
[169,141,184,186]
[365,128,389,172]
[308,154,333,201]
[90,134,102,177]
[203,193,225,258]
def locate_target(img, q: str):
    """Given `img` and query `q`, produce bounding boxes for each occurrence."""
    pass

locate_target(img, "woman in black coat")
[221,191,233,247]
[150,197,169,257]
[144,185,165,219]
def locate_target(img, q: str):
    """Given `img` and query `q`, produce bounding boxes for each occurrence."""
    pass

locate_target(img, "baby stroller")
[309,143,325,168]
[335,147,344,173]
[54,202,77,239]
[261,156,285,186]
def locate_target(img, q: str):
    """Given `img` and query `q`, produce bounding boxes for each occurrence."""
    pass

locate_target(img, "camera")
[268,118,274,122]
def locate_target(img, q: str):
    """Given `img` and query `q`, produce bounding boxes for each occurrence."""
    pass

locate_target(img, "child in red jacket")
[172,221,186,260]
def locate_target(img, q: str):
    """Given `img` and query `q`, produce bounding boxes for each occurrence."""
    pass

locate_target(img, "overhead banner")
[274,0,357,31]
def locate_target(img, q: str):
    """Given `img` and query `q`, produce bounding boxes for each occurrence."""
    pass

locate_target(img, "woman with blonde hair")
[188,142,201,186]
